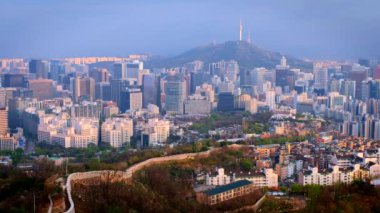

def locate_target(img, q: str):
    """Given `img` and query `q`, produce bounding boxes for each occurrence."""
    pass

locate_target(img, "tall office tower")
[137,69,150,86]
[209,60,226,76]
[314,68,328,92]
[218,80,235,93]
[189,72,201,94]
[95,82,111,101]
[101,117,133,148]
[120,88,142,113]
[110,79,129,107]
[275,57,295,92]
[340,80,356,99]
[29,59,50,79]
[349,64,369,100]
[0,108,8,136]
[224,60,239,82]
[253,68,268,92]
[341,64,352,73]
[217,92,234,112]
[358,58,370,68]
[0,89,7,108]
[361,80,378,101]
[328,92,346,110]
[1,73,27,88]
[126,61,143,80]
[185,60,204,72]
[142,74,161,108]
[49,60,66,81]
[71,77,95,103]
[240,67,267,88]
[265,89,276,110]
[28,79,56,100]
[328,78,340,93]
[113,62,126,80]
[89,68,110,83]
[195,83,215,102]
[373,65,380,80]
[240,69,254,86]
[165,75,187,114]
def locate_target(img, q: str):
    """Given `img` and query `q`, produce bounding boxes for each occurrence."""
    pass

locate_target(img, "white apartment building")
[233,168,278,188]
[101,117,133,148]
[38,114,99,148]
[205,168,278,188]
[143,119,170,145]
[298,164,362,186]
[206,168,232,186]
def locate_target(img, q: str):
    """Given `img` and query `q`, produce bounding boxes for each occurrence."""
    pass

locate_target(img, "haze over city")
[1,0,379,59]
[2,1,380,213]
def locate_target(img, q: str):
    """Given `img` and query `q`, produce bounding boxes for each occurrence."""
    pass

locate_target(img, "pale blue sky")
[0,0,379,60]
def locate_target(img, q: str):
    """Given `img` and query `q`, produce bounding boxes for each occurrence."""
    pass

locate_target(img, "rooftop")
[205,180,252,196]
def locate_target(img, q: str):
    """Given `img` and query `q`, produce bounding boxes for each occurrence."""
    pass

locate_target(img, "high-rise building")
[49,60,66,81]
[1,73,27,88]
[71,102,101,118]
[113,62,126,80]
[275,57,295,92]
[71,77,95,103]
[89,68,110,83]
[110,79,129,107]
[165,76,187,114]
[328,92,346,110]
[340,80,356,99]
[141,119,170,147]
[190,71,205,94]
[120,88,142,113]
[195,83,215,102]
[101,117,133,148]
[29,59,50,79]
[28,79,56,100]
[314,68,328,92]
[373,65,380,80]
[95,82,111,101]
[142,74,161,108]
[184,95,212,114]
[266,89,276,110]
[349,64,369,100]
[328,78,340,93]
[38,116,99,148]
[0,108,8,136]
[126,61,143,80]
[217,92,234,112]
[224,60,239,82]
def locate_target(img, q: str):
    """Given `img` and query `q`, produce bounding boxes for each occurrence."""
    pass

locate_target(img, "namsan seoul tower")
[239,18,243,41]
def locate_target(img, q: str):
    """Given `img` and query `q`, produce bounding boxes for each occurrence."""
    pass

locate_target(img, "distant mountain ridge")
[147,40,312,70]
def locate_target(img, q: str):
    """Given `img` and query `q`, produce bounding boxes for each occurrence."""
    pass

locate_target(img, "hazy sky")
[0,0,379,60]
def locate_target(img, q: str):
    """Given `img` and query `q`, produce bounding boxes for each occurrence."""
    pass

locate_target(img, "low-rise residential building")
[233,168,278,188]
[298,164,363,186]
[197,180,255,205]
[206,168,231,186]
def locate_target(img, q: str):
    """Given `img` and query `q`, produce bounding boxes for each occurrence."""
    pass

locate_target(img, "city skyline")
[0,0,380,60]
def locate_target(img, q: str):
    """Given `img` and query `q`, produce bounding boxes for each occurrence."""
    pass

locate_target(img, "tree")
[290,184,304,194]
[240,159,253,171]
[11,148,24,165]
